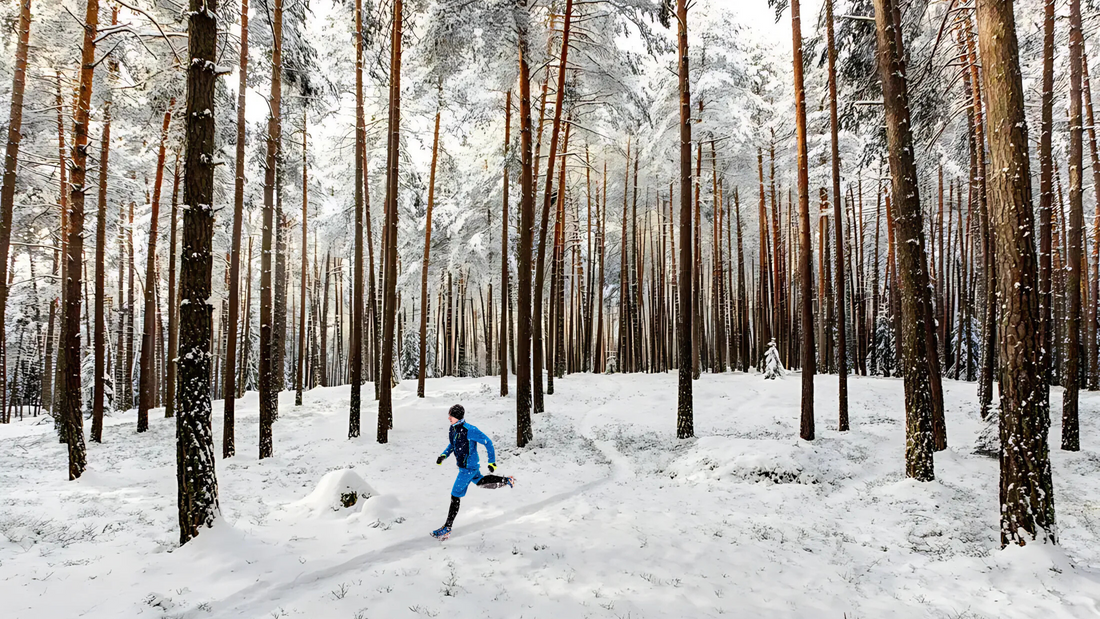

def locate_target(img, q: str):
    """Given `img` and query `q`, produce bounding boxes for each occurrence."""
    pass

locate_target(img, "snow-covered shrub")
[400,328,436,380]
[871,301,895,377]
[973,411,999,458]
[763,340,783,379]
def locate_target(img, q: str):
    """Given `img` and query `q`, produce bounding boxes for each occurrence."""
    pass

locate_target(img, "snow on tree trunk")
[515,0,535,447]
[872,0,936,482]
[177,0,221,545]
[259,0,284,459]
[1063,0,1085,452]
[223,0,251,458]
[676,0,694,440]
[976,0,1058,545]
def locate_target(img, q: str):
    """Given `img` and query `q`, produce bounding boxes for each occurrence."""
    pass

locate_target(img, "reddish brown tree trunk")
[790,0,815,441]
[58,0,100,479]
[872,0,936,480]
[1038,0,1055,387]
[165,156,181,420]
[1063,0,1085,451]
[514,2,534,446]
[223,0,250,457]
[0,0,32,417]
[92,5,117,441]
[138,102,173,431]
[533,0,574,412]
[975,0,1058,548]
[676,0,694,439]
[418,92,441,397]
[377,0,404,443]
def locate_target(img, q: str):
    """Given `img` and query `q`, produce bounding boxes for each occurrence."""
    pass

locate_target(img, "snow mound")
[973,412,999,457]
[667,437,817,485]
[289,469,377,516]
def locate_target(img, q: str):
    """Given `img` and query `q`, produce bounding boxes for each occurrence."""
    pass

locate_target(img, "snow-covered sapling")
[763,340,784,379]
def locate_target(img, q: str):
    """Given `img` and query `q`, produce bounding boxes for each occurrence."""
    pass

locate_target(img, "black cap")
[449,404,465,420]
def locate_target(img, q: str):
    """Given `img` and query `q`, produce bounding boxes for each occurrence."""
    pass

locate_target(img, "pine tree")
[1062,0,1084,452]
[975,0,1057,547]
[260,0,285,459]
[138,103,174,432]
[223,0,251,458]
[872,0,936,481]
[676,0,694,439]
[58,0,101,480]
[0,0,32,417]
[515,0,535,447]
[177,0,221,544]
[377,0,404,444]
[763,340,784,380]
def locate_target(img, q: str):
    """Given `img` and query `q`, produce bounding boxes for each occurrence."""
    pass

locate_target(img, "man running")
[431,404,514,540]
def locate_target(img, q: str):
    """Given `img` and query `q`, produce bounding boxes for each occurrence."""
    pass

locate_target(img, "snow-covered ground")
[2,371,1099,618]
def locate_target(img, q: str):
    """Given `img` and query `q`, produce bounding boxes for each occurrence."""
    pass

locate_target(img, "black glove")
[488,462,497,473]
[436,455,446,465]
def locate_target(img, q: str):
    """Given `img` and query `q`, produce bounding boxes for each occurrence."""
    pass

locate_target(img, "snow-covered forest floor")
[2,372,1099,619]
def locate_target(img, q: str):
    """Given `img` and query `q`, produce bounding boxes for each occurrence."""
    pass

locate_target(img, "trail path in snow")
[201,379,627,619]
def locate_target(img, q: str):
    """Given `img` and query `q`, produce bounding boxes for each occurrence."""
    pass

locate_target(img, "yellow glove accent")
[488,462,497,473]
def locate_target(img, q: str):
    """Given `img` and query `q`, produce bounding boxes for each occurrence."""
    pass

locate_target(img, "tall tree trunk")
[259,0,283,458]
[825,0,848,431]
[869,182,882,375]
[768,140,784,366]
[676,0,694,439]
[50,75,68,423]
[418,90,441,397]
[619,139,632,374]
[165,156,180,419]
[515,1,535,447]
[296,109,309,406]
[820,191,834,373]
[872,0,936,481]
[735,189,749,371]
[274,171,288,395]
[92,5,117,442]
[125,200,134,411]
[114,204,125,412]
[377,0,403,443]
[550,121,572,385]
[239,236,254,395]
[790,0,815,441]
[349,0,365,437]
[757,151,771,364]
[178,0,221,544]
[532,0,574,412]
[1038,0,1054,388]
[138,102,173,431]
[275,174,288,391]
[500,91,511,396]
[1081,48,1100,391]
[1063,0,1084,451]
[223,0,249,457]
[0,0,32,417]
[59,0,100,479]
[962,15,996,419]
[975,0,1057,548]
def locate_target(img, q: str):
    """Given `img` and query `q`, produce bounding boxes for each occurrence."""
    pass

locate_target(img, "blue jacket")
[441,420,495,470]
